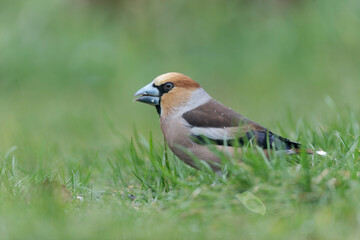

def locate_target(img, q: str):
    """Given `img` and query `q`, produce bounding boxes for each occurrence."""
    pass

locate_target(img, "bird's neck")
[160,88,211,119]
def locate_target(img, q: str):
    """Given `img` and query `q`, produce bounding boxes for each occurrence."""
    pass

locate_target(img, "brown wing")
[182,100,266,130]
[182,100,300,150]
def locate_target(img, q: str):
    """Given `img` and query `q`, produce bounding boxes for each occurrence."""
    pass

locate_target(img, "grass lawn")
[1,0,360,239]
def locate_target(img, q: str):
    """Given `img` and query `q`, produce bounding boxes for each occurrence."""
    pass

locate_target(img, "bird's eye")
[163,82,174,92]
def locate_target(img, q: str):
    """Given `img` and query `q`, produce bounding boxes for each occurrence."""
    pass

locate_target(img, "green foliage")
[0,0,360,239]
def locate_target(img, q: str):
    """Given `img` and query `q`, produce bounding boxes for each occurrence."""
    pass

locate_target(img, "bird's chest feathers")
[160,116,193,148]
[159,88,212,148]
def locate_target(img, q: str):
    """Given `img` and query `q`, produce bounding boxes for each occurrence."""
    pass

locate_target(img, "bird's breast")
[160,116,194,149]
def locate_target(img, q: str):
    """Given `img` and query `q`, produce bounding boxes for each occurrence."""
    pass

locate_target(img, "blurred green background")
[1,0,359,180]
[1,0,360,239]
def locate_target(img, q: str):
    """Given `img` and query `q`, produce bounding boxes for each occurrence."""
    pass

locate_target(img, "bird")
[134,72,326,171]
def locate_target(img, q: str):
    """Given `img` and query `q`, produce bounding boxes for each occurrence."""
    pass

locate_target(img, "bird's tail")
[287,149,327,156]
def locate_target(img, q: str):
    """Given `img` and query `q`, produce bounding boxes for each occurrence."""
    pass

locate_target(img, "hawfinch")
[134,72,326,171]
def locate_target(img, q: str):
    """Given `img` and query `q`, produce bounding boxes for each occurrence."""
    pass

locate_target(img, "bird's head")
[134,72,201,115]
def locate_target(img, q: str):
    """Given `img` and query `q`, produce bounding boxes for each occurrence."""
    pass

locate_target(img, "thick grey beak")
[133,82,160,106]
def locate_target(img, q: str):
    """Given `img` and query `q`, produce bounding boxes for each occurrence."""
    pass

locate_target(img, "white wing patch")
[190,127,238,140]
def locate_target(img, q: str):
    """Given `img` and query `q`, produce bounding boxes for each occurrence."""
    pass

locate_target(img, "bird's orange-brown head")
[134,72,201,116]
[153,72,200,89]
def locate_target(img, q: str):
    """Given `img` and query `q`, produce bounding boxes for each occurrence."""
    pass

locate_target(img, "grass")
[1,0,360,239]
[1,102,359,240]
